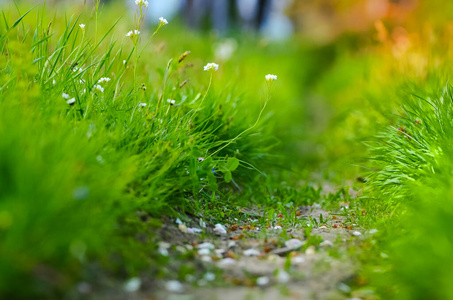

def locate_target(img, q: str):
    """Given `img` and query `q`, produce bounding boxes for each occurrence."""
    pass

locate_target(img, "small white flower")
[159,17,168,25]
[123,60,127,64]
[62,93,70,99]
[135,0,148,7]
[94,85,104,93]
[67,98,76,105]
[98,77,111,84]
[203,62,219,71]
[167,99,176,105]
[126,30,140,37]
[79,24,85,30]
[138,102,147,107]
[265,74,278,82]
[52,79,56,85]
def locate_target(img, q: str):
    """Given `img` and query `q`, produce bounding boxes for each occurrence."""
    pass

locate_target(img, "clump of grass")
[0,2,287,297]
[365,84,453,299]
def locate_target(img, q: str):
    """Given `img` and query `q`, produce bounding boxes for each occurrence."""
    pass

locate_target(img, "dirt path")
[82,205,370,300]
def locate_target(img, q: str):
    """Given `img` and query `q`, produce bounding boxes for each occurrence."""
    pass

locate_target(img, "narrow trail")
[86,205,372,300]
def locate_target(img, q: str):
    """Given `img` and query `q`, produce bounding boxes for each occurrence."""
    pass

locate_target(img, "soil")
[78,205,369,300]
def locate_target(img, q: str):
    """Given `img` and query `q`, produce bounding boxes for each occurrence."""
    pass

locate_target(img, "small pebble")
[198,248,210,256]
[200,255,212,262]
[273,225,283,230]
[292,256,305,264]
[77,282,91,294]
[204,272,216,281]
[352,231,361,236]
[215,249,225,257]
[124,277,141,293]
[214,224,227,235]
[218,258,236,266]
[178,224,188,233]
[305,246,316,256]
[197,242,215,250]
[243,249,261,256]
[277,270,290,284]
[165,280,184,293]
[256,276,270,286]
[285,239,304,250]
[320,240,334,247]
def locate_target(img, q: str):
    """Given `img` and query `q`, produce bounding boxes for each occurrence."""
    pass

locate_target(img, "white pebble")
[352,231,361,236]
[204,272,216,281]
[124,277,141,292]
[198,248,210,256]
[256,276,270,286]
[320,240,334,247]
[165,280,184,293]
[277,270,290,284]
[292,256,305,264]
[285,239,304,250]
[197,242,215,250]
[243,249,261,256]
[218,258,236,266]
[214,224,227,235]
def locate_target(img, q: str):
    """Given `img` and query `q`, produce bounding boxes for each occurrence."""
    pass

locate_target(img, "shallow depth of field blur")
[2,0,453,299]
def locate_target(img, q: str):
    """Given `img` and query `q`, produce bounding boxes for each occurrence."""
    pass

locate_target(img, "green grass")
[361,83,453,299]
[4,1,453,299]
[0,1,297,297]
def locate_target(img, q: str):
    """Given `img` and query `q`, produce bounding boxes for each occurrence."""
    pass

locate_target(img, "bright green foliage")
[366,85,453,299]
[0,2,286,297]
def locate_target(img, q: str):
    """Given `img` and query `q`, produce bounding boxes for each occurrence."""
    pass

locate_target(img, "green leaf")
[224,171,232,183]
[226,157,239,171]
